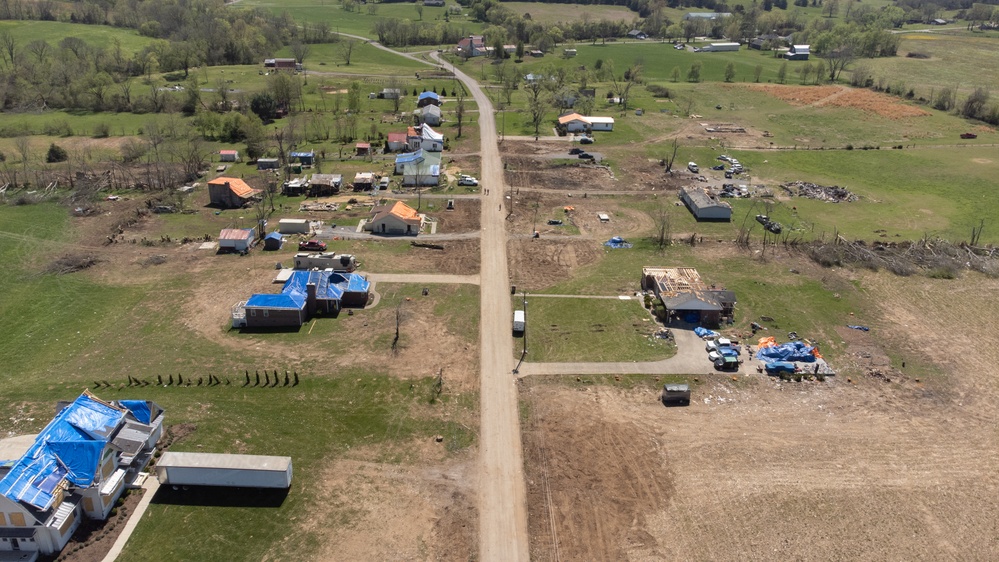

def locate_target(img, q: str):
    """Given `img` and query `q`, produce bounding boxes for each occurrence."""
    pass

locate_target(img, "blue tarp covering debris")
[0,393,125,510]
[694,327,720,338]
[756,341,817,362]
[765,361,796,374]
[604,236,633,249]
[847,325,870,331]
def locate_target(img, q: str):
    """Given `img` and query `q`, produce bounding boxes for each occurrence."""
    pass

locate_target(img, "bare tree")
[525,79,548,140]
[14,136,31,184]
[291,40,310,84]
[454,86,467,137]
[651,198,674,250]
[662,137,680,173]
[339,37,357,66]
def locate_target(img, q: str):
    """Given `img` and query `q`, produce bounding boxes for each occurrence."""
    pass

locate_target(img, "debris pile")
[299,202,339,212]
[781,181,858,202]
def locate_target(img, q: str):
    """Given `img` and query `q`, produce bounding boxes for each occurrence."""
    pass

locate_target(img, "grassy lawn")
[0,20,156,54]
[864,32,999,99]
[519,295,676,362]
[232,0,468,37]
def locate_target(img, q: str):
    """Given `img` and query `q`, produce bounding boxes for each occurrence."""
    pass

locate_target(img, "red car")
[960,133,978,139]
[298,239,327,252]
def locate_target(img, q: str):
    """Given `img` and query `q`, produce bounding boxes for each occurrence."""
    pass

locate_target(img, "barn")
[680,187,732,221]
[785,44,810,60]
[208,177,259,209]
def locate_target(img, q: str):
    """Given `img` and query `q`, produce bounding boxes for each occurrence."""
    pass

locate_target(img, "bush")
[93,122,111,138]
[46,143,69,163]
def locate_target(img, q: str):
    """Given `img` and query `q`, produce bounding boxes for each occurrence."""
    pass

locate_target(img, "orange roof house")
[365,200,423,235]
[207,177,260,208]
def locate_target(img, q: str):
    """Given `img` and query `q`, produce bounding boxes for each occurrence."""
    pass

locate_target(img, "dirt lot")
[520,261,999,561]
[746,84,931,120]
[433,198,480,233]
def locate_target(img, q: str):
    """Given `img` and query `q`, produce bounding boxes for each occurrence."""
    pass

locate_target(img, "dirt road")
[434,53,531,561]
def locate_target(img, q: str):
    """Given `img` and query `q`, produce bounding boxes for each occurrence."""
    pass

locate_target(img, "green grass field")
[517,294,676,362]
[0,20,156,55]
[501,2,638,24]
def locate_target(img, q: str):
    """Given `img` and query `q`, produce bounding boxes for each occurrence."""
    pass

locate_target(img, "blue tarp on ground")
[756,341,817,362]
[694,327,720,338]
[0,393,126,510]
[765,361,797,374]
[604,236,633,249]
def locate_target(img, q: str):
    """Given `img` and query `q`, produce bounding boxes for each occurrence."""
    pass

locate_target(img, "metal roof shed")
[156,452,293,489]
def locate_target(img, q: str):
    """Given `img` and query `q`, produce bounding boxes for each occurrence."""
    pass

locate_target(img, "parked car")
[569,148,584,155]
[299,239,327,252]
[458,175,478,186]
[547,219,563,226]
[718,155,732,162]
[578,152,593,159]
[714,356,739,371]
[687,162,699,173]
[961,132,978,139]
[711,164,725,171]
[579,136,594,144]
[755,214,782,234]
[705,337,732,352]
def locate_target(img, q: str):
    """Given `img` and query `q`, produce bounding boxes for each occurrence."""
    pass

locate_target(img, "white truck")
[513,310,525,334]
[687,162,699,173]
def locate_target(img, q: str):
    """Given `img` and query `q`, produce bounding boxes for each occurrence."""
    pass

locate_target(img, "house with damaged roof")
[641,266,736,327]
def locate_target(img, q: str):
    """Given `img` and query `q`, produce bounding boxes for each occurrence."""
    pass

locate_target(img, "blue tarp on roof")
[756,341,817,362]
[604,236,633,249]
[0,393,125,511]
[418,91,440,100]
[246,271,370,310]
[395,149,424,164]
[264,232,282,241]
[289,151,314,158]
[119,400,151,424]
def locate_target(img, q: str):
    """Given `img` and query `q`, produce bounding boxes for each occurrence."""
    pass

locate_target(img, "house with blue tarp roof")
[0,391,163,560]
[233,270,370,328]
[417,91,441,107]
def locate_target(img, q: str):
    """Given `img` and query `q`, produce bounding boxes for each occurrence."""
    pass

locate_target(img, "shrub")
[46,143,69,163]
[93,122,111,138]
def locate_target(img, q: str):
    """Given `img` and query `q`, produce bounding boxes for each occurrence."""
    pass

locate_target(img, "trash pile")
[755,337,820,362]
[780,181,858,202]
[299,202,339,212]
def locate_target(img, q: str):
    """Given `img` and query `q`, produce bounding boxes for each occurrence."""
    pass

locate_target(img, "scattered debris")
[299,202,340,212]
[847,325,870,331]
[781,181,858,202]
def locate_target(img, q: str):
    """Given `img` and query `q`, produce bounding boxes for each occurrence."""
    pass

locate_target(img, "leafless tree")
[454,86,467,137]
[14,136,31,184]
[651,198,674,250]
[339,37,357,66]
[662,137,680,173]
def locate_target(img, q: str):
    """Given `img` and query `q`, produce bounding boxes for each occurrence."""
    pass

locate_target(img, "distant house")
[641,266,736,326]
[365,200,424,235]
[219,149,239,162]
[0,392,164,560]
[293,252,358,272]
[931,18,948,25]
[627,29,648,40]
[264,58,298,70]
[353,172,375,191]
[417,91,441,108]
[407,124,444,152]
[750,34,788,50]
[564,48,577,57]
[680,187,732,221]
[289,151,315,167]
[262,232,284,251]
[394,149,442,187]
[423,0,445,5]
[257,158,279,170]
[308,174,342,197]
[218,228,256,253]
[785,44,810,60]
[557,113,615,133]
[701,42,740,52]
[234,270,371,328]
[379,88,401,99]
[456,35,487,58]
[529,49,545,57]
[386,132,409,152]
[355,142,371,156]
[682,12,732,20]
[419,104,442,126]
[207,177,260,208]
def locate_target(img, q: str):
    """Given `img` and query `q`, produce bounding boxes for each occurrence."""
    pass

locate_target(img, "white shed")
[218,228,256,252]
[156,452,293,489]
[278,219,310,234]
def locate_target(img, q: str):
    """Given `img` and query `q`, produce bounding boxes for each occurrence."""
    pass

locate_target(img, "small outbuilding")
[218,228,256,253]
[262,232,284,251]
[289,151,315,167]
[680,187,732,221]
[208,177,260,209]
[257,158,280,170]
[355,142,371,156]
[308,174,342,197]
[353,172,375,191]
[219,149,239,162]
[386,132,409,152]
[156,452,293,489]
[278,218,310,234]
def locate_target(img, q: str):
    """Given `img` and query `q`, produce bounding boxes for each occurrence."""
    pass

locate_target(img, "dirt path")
[434,52,531,561]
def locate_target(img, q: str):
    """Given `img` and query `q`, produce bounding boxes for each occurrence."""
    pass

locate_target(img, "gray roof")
[158,452,292,472]
[682,187,731,211]
[663,293,722,311]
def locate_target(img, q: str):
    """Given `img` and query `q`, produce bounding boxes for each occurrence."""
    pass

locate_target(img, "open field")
[515,295,675,362]
[501,2,638,24]
[233,0,468,36]
[520,249,999,560]
[866,32,999,98]
[0,20,155,54]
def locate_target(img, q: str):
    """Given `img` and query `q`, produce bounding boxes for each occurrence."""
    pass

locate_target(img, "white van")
[513,310,525,334]
[687,162,699,173]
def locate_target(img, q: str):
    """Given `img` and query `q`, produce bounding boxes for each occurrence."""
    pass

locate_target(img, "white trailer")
[278,218,310,234]
[156,452,293,489]
[703,42,740,52]
[513,310,525,334]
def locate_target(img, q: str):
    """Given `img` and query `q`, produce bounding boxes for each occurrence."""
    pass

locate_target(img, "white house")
[407,124,444,152]
[0,392,163,560]
[419,104,442,126]
[557,113,615,133]
[785,44,810,60]
[365,201,424,235]
[218,228,256,252]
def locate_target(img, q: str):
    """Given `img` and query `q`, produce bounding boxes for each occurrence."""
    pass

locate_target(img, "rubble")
[780,181,858,202]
